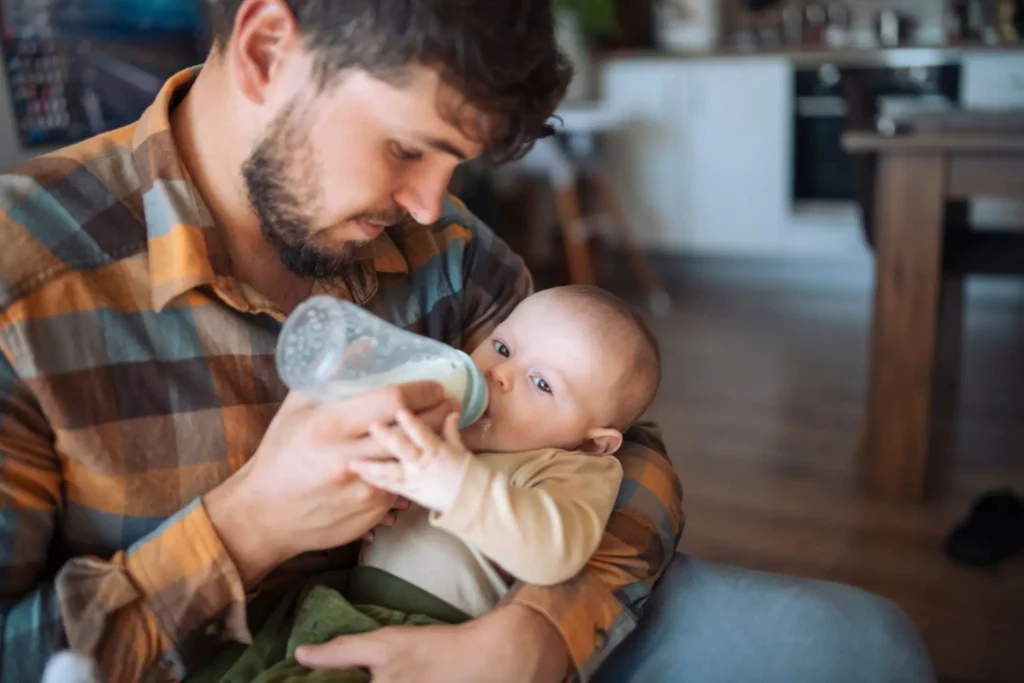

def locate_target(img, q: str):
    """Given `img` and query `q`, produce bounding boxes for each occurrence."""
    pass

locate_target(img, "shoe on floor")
[944,488,1024,567]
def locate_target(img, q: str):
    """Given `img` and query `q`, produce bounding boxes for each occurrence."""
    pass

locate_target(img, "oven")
[792,61,962,204]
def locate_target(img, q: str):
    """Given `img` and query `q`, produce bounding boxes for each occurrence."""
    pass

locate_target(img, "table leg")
[861,152,947,501]
[928,272,964,497]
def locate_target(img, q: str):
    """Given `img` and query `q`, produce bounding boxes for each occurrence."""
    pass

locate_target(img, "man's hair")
[209,0,573,164]
[551,285,662,430]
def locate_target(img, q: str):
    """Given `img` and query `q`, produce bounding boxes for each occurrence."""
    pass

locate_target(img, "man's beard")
[241,103,405,279]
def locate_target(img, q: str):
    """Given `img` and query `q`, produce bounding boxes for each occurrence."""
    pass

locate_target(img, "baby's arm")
[349,410,623,585]
[431,449,623,586]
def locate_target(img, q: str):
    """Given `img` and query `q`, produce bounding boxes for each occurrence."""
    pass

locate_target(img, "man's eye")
[532,376,552,394]
[493,341,510,358]
[391,142,422,162]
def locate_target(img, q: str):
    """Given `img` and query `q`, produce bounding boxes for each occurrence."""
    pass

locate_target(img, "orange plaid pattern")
[0,68,683,682]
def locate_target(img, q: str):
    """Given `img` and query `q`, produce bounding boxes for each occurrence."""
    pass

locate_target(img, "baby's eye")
[532,376,552,394]
[493,340,510,358]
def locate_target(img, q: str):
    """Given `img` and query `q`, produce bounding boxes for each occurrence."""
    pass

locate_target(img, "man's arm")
[456,201,685,680]
[503,425,683,679]
[0,335,250,682]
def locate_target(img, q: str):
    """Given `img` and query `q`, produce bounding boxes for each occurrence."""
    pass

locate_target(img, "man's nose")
[395,170,450,225]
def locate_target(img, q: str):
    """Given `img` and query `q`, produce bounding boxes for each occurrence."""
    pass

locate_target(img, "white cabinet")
[961,52,1024,107]
[600,57,791,254]
[961,51,1024,229]
[684,60,791,253]
[599,60,695,251]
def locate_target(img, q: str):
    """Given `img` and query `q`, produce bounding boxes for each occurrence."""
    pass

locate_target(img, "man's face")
[242,67,485,278]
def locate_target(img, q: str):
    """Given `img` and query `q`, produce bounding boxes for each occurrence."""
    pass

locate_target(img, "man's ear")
[231,0,302,105]
[579,427,623,456]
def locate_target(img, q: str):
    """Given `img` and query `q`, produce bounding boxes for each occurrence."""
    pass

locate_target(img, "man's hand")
[350,409,471,512]
[361,496,410,543]
[294,604,570,683]
[204,382,458,586]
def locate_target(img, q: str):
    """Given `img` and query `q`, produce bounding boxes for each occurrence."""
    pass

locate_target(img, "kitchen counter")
[594,46,1024,258]
[599,42,1024,68]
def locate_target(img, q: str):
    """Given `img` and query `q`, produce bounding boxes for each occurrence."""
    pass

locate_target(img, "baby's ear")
[580,427,623,456]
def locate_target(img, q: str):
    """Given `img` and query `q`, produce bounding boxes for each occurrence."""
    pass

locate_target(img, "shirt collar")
[352,230,410,274]
[134,66,409,313]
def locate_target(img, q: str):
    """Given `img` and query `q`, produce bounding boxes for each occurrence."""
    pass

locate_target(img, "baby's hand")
[350,409,471,512]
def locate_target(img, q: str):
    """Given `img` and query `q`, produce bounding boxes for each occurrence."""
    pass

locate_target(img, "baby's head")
[462,285,660,455]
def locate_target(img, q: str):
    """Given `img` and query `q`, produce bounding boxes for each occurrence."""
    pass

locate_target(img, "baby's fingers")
[369,421,420,462]
[349,459,406,492]
[395,409,442,451]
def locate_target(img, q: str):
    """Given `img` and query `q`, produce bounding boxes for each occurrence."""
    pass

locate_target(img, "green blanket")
[186,567,470,683]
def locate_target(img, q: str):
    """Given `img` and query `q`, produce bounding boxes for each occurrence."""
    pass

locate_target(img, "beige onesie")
[359,448,624,617]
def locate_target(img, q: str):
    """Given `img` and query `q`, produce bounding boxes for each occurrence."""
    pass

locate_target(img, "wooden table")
[843,114,1024,502]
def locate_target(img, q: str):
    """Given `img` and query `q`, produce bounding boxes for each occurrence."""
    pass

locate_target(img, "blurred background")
[2,1,1024,681]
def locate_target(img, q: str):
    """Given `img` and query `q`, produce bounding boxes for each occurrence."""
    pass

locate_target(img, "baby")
[351,284,662,617]
[184,284,661,683]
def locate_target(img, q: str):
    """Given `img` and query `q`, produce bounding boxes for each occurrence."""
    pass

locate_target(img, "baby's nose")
[487,363,514,392]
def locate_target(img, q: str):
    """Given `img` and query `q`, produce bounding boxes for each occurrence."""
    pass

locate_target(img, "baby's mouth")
[476,407,493,433]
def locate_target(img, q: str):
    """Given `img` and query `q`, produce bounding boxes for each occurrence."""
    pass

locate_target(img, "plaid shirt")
[0,68,684,682]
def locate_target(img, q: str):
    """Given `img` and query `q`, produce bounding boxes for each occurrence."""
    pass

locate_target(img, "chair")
[500,102,671,315]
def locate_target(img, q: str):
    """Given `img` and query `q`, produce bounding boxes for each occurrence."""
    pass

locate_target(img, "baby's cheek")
[469,346,489,371]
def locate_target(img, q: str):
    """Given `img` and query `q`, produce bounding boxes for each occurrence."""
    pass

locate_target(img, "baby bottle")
[275,295,488,429]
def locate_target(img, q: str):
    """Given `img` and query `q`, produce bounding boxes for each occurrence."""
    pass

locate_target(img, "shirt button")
[594,629,607,649]
[205,622,221,637]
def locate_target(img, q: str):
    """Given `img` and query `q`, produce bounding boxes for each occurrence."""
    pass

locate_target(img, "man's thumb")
[294,632,384,670]
[444,411,464,446]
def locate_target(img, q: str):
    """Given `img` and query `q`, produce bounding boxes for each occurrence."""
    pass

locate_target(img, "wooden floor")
[626,256,1024,683]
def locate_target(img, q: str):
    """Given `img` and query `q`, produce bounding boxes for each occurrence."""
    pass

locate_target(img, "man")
[0,1,935,682]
